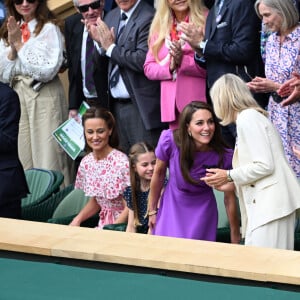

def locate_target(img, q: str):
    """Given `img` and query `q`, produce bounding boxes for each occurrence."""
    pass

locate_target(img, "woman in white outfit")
[201,74,300,250]
[0,0,73,185]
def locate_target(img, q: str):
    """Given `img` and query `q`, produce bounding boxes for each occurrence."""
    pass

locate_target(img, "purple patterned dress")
[265,26,300,177]
[153,130,233,241]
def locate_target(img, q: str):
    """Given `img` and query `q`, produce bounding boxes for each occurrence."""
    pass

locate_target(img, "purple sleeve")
[155,129,173,162]
[222,148,234,170]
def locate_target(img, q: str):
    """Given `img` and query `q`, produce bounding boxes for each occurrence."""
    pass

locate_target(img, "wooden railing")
[48,0,76,19]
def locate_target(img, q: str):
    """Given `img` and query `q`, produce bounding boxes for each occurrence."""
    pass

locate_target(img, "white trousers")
[245,212,296,250]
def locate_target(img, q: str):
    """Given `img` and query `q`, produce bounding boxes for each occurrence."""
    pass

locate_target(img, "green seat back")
[22,168,55,207]
[52,189,89,219]
[214,189,229,229]
[50,170,64,193]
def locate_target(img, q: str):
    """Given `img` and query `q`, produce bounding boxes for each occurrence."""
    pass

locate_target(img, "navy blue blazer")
[0,82,29,205]
[104,1,164,130]
[198,0,267,107]
[65,13,109,110]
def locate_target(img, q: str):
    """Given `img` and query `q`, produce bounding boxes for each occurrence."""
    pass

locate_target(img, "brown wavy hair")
[173,101,229,185]
[0,0,63,44]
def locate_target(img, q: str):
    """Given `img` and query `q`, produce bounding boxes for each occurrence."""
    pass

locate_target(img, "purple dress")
[153,130,233,241]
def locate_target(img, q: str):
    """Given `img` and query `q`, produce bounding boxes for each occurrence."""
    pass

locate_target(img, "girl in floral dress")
[70,107,130,228]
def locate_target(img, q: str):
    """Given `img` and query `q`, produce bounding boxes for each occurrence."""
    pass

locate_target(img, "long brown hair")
[82,107,119,153]
[0,0,63,44]
[174,101,229,184]
[128,142,154,226]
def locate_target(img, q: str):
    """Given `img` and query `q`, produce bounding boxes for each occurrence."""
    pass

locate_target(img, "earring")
[188,131,192,137]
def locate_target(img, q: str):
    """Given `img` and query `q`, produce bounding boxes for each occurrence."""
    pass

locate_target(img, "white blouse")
[0,19,64,83]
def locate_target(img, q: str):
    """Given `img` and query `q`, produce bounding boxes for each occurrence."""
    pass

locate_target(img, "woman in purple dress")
[147,101,240,242]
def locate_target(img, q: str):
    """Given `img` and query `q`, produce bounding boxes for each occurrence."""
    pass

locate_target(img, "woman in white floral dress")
[0,0,72,184]
[70,107,130,228]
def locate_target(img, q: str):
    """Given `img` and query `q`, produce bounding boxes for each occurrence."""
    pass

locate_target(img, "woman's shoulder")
[160,129,174,143]
[108,149,129,166]
[80,152,94,164]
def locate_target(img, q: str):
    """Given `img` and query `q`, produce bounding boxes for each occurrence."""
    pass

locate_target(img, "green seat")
[22,168,55,208]
[21,184,74,222]
[214,189,240,243]
[47,189,99,227]
[50,170,64,193]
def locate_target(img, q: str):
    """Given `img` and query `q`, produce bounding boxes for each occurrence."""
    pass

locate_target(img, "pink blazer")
[144,38,206,123]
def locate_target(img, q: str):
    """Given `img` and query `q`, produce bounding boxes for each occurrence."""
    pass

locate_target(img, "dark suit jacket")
[200,0,267,107]
[104,1,164,130]
[0,82,29,205]
[65,13,109,110]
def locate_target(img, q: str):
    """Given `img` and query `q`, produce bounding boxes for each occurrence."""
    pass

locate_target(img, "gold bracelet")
[148,210,157,216]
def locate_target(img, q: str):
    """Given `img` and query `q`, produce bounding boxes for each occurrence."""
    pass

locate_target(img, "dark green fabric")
[48,214,99,228]
[103,223,127,231]
[21,185,74,222]
[22,168,55,207]
[0,258,299,300]
[102,223,149,233]
[51,189,89,218]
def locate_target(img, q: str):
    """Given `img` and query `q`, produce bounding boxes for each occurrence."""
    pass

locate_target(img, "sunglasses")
[14,0,36,4]
[77,0,103,13]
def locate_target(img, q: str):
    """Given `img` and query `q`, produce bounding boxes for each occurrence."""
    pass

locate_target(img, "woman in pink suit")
[144,0,207,129]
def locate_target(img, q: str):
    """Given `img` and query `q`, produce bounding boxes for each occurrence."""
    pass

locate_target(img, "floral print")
[75,149,130,228]
[265,26,300,177]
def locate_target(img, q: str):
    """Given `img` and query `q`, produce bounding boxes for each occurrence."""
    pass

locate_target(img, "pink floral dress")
[75,149,130,228]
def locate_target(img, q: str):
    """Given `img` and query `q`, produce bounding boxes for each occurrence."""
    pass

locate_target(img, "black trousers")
[0,199,21,219]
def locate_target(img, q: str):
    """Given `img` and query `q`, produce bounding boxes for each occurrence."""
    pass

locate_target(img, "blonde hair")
[148,0,206,62]
[210,74,268,126]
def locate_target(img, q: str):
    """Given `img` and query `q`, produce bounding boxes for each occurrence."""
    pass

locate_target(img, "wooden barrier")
[0,218,299,285]
[48,0,76,19]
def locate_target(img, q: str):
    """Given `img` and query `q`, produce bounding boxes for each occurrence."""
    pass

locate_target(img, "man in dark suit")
[180,0,266,148]
[0,83,29,218]
[65,0,109,119]
[89,0,165,153]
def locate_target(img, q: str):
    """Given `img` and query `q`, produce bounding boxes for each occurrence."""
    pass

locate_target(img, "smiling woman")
[0,0,73,185]
[69,107,130,229]
[147,101,240,242]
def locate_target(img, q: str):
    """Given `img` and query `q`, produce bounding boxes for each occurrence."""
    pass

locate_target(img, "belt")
[113,97,131,104]
[85,97,100,107]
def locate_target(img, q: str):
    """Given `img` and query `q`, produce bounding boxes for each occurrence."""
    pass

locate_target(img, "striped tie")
[85,34,96,94]
[110,12,128,89]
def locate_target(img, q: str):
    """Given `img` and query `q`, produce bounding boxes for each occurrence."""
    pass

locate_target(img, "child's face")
[84,117,112,153]
[134,152,156,181]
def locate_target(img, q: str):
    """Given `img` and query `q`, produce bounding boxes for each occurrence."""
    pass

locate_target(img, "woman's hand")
[230,228,241,244]
[247,76,280,94]
[7,16,22,49]
[69,217,81,227]
[169,40,182,71]
[148,214,156,234]
[200,168,228,187]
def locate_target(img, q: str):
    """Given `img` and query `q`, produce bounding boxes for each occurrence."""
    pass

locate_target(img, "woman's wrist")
[147,209,158,217]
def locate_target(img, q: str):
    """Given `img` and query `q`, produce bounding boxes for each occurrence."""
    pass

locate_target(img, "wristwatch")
[198,40,207,51]
[227,170,233,182]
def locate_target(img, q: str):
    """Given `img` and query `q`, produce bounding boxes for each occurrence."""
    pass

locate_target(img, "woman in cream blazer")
[201,74,300,250]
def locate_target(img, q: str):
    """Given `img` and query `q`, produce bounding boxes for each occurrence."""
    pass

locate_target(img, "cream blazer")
[230,109,300,237]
